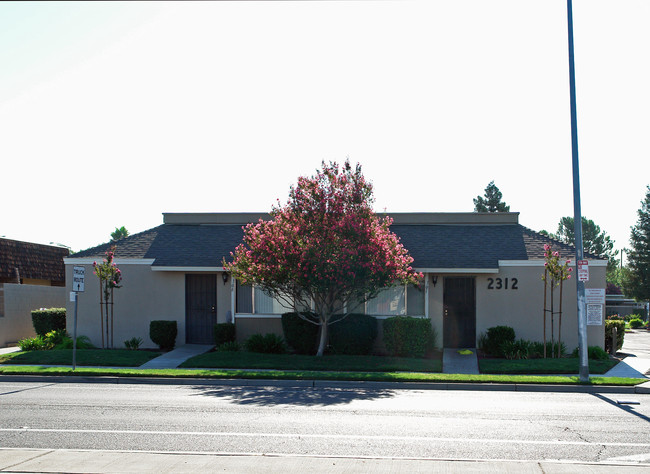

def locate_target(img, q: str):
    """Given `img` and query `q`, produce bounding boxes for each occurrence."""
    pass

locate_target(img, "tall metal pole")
[566,0,589,382]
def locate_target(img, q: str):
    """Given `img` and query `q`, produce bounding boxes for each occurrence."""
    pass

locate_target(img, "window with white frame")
[364,284,425,317]
[235,282,294,315]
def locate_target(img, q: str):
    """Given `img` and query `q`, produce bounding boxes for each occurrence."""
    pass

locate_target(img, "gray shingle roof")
[72,220,602,269]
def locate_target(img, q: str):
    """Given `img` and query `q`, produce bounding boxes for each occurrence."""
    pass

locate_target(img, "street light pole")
[566,0,589,382]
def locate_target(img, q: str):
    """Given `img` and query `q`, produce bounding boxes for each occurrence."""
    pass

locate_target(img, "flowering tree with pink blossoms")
[93,246,122,349]
[225,161,423,356]
[542,244,572,358]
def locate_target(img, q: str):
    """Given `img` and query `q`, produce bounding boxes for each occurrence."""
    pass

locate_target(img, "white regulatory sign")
[577,260,589,282]
[585,288,606,305]
[72,266,85,292]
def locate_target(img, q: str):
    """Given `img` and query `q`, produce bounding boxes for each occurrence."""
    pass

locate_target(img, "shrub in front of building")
[281,312,320,354]
[629,318,645,329]
[605,320,625,353]
[149,320,177,351]
[382,316,435,358]
[214,323,236,346]
[571,345,609,360]
[244,333,286,354]
[484,325,516,357]
[31,308,66,337]
[328,313,377,355]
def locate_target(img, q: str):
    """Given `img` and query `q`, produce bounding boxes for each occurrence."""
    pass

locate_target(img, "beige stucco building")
[0,238,68,347]
[64,212,606,351]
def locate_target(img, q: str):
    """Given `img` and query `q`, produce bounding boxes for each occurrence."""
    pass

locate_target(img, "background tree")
[111,226,130,241]
[625,186,650,302]
[225,161,422,356]
[552,216,618,277]
[473,181,510,212]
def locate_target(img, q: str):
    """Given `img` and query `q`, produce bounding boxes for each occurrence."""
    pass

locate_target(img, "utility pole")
[566,0,589,382]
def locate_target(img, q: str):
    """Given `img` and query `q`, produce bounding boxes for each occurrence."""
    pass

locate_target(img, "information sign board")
[72,266,85,292]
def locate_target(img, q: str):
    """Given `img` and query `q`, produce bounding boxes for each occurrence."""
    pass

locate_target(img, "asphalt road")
[1,380,649,466]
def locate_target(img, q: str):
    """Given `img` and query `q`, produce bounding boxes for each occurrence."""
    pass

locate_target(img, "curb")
[1,373,647,394]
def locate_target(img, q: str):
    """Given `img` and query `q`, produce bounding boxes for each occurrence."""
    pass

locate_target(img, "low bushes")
[629,318,645,329]
[245,333,286,354]
[383,316,435,358]
[281,312,378,355]
[480,326,567,360]
[31,308,66,336]
[149,320,177,351]
[124,337,143,350]
[571,345,609,360]
[18,330,94,351]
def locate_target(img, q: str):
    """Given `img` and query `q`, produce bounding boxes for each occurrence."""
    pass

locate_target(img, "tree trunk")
[316,321,328,357]
[99,280,105,349]
[110,287,114,349]
[543,270,547,358]
[557,280,563,358]
[550,278,555,358]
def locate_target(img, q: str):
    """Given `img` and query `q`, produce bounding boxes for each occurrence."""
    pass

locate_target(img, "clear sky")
[1,1,648,258]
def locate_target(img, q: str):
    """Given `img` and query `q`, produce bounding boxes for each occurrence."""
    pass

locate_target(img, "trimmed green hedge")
[214,323,236,346]
[329,313,378,355]
[605,320,625,353]
[383,316,435,358]
[31,308,66,337]
[484,325,515,357]
[149,320,177,351]
[281,312,320,354]
[281,312,378,355]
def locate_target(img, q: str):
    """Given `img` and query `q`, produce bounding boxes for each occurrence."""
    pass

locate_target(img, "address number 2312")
[487,277,518,290]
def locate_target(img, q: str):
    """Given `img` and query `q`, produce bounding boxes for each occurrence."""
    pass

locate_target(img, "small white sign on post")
[577,259,589,282]
[585,288,606,305]
[72,266,85,292]
[587,303,603,326]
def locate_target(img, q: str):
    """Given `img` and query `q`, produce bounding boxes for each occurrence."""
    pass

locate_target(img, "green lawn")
[0,349,161,367]
[180,351,443,373]
[0,364,642,386]
[479,357,619,375]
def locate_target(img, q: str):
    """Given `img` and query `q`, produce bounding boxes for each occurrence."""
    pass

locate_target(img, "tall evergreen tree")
[473,181,510,212]
[625,186,650,302]
[553,217,618,276]
[111,226,130,241]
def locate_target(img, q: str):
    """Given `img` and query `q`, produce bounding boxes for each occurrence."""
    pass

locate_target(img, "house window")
[236,281,294,315]
[364,284,425,317]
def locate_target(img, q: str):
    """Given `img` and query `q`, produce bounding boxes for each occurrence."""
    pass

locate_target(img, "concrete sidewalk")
[604,329,650,379]
[443,348,479,374]
[2,448,649,473]
[138,344,214,369]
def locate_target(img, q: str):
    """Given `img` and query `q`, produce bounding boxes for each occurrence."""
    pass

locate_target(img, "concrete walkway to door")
[138,344,214,369]
[442,348,479,374]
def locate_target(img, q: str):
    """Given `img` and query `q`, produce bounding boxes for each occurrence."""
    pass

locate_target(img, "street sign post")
[72,266,85,370]
[577,260,589,282]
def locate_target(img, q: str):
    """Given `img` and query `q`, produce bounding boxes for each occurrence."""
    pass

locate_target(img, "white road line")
[2,428,649,448]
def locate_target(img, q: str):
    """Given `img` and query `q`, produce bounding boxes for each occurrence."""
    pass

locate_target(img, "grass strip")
[479,357,619,375]
[0,349,161,367]
[180,351,442,372]
[0,365,643,386]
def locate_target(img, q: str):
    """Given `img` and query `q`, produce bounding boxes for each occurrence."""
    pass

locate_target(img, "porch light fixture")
[222,272,229,285]
[431,275,438,287]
